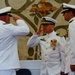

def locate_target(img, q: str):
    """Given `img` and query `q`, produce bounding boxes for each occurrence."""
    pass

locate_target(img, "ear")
[0,15,10,23]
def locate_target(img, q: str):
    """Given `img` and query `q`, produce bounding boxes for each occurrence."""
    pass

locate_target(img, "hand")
[70,65,75,71]
[8,13,20,21]
[7,13,12,17]
[36,25,42,35]
[60,72,68,75]
[12,16,20,22]
[60,72,64,75]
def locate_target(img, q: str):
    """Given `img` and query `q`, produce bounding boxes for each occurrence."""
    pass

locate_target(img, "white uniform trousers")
[0,69,16,75]
[68,71,75,75]
[46,73,60,75]
[46,69,60,75]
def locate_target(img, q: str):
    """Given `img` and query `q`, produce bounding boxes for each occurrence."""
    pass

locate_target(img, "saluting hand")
[36,25,42,35]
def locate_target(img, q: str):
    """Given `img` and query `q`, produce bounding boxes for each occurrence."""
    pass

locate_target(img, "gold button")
[46,48,48,50]
[47,42,49,44]
[48,36,50,38]
[45,60,47,62]
[45,54,47,56]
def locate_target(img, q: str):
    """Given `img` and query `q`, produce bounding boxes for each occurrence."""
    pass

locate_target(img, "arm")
[35,25,42,35]
[64,37,71,74]
[27,34,40,47]
[69,22,75,71]
[9,15,30,36]
[27,25,42,47]
[59,37,66,73]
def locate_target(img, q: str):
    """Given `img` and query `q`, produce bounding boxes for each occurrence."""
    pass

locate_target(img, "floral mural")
[0,0,74,60]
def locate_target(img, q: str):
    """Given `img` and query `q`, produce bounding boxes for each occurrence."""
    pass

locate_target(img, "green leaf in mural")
[45,2,53,7]
[46,12,51,15]
[27,58,33,60]
[36,11,42,18]
[55,0,71,3]
[34,53,38,60]
[32,4,38,7]
[34,16,39,25]
[29,13,35,16]
[28,47,34,56]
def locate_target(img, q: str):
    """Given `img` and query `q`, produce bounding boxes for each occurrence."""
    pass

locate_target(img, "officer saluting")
[27,17,66,75]
[0,7,30,75]
[61,3,75,75]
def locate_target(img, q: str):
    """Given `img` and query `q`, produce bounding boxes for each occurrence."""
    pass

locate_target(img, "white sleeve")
[8,19,30,36]
[69,22,75,53]
[59,37,66,72]
[65,37,71,73]
[27,34,40,47]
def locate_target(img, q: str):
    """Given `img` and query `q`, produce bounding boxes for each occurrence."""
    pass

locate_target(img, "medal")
[40,38,46,41]
[50,39,57,50]
[53,47,55,50]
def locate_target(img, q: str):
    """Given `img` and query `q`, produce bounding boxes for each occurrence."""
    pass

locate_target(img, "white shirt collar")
[69,17,75,23]
[46,31,56,37]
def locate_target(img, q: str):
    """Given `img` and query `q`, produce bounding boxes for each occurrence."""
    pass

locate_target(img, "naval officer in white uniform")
[0,7,30,75]
[27,17,66,75]
[61,3,75,75]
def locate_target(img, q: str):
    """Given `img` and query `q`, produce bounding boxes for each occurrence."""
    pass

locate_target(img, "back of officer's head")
[61,3,75,16]
[0,6,11,23]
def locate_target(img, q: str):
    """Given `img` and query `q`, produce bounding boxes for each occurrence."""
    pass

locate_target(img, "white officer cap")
[61,3,75,13]
[41,17,57,25]
[0,6,11,14]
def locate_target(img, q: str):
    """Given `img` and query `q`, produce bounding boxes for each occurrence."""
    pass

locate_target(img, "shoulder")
[39,35,46,41]
[3,23,15,31]
[56,33,66,42]
[56,33,64,37]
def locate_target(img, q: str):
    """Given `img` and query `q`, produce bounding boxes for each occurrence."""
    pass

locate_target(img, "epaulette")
[69,19,74,23]
[56,33,63,37]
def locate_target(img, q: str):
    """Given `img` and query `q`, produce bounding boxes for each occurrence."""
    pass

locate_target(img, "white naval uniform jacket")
[27,31,66,75]
[0,19,29,70]
[65,17,75,73]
